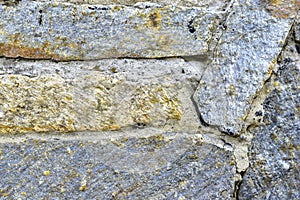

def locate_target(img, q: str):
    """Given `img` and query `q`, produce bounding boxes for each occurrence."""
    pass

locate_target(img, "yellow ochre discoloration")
[148,10,161,29]
[0,75,76,134]
[265,0,300,18]
[131,84,181,126]
[0,74,182,134]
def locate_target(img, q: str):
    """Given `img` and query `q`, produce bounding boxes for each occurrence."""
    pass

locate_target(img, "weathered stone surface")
[193,0,297,135]
[0,132,236,199]
[239,31,300,199]
[0,0,299,198]
[0,1,228,60]
[28,0,227,8]
[0,58,202,134]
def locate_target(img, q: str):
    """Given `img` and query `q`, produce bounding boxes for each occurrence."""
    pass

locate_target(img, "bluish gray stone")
[0,133,236,199]
[0,1,227,60]
[193,0,297,135]
[239,31,300,199]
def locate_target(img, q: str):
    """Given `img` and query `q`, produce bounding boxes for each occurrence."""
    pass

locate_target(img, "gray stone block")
[193,0,297,135]
[0,133,236,199]
[239,31,300,199]
[0,1,227,60]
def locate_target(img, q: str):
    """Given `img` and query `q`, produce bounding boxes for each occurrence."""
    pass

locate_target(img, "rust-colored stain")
[0,33,52,59]
[0,33,80,61]
[265,0,300,18]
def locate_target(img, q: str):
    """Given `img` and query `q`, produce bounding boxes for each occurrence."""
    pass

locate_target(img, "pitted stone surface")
[0,1,227,60]
[0,133,236,199]
[239,33,300,199]
[193,0,297,135]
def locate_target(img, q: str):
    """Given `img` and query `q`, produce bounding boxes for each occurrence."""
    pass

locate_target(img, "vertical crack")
[191,94,209,127]
[234,170,246,200]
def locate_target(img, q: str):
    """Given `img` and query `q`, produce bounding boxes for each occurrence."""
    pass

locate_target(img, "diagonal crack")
[242,20,297,135]
[232,21,298,200]
[188,0,236,130]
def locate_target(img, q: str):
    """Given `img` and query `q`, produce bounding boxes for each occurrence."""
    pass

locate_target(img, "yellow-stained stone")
[0,74,182,133]
[0,74,75,133]
[266,0,300,18]
[131,84,181,126]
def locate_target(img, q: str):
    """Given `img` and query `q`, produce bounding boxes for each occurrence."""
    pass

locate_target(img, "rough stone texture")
[1,0,298,136]
[0,0,299,199]
[0,58,203,134]
[239,28,300,199]
[0,132,236,199]
[28,0,227,8]
[0,1,228,60]
[193,0,297,135]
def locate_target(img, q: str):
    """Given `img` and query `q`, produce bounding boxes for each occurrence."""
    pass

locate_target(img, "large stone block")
[0,0,229,60]
[0,0,299,199]
[0,58,201,134]
[0,132,237,199]
[193,0,298,135]
[239,31,300,199]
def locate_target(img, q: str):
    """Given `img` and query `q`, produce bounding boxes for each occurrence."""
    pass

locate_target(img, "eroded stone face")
[193,0,297,135]
[1,0,297,137]
[0,74,76,133]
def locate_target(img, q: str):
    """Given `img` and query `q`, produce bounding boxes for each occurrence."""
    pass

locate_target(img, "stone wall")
[0,0,299,199]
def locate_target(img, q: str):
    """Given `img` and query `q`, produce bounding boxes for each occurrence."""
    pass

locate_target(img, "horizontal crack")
[0,55,207,63]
